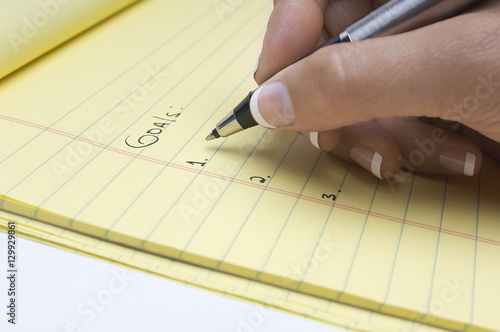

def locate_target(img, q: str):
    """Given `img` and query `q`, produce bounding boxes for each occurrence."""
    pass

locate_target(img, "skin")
[253,0,500,179]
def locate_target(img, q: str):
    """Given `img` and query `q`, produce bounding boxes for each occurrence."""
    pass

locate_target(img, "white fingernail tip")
[464,152,476,176]
[310,132,320,149]
[371,152,383,180]
[253,58,259,75]
[250,86,276,129]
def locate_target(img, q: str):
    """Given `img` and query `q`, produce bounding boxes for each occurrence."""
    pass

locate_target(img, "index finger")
[255,0,385,84]
[254,0,329,84]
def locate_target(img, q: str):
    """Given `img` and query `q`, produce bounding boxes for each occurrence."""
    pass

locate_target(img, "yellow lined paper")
[0,0,499,331]
[0,0,140,79]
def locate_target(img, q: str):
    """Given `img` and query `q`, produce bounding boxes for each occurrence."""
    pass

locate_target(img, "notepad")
[0,211,446,332]
[0,1,499,331]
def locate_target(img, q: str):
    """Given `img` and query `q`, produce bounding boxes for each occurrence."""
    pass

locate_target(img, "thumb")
[248,11,500,138]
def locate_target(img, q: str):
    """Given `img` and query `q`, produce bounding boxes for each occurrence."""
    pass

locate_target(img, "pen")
[205,0,480,141]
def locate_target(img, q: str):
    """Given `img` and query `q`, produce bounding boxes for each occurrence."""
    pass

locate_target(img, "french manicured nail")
[310,132,320,149]
[253,58,259,76]
[250,82,295,128]
[439,148,476,176]
[350,147,383,180]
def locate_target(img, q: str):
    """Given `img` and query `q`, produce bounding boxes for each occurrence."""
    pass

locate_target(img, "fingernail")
[439,148,476,176]
[350,147,383,180]
[250,82,295,128]
[310,132,320,149]
[253,57,259,76]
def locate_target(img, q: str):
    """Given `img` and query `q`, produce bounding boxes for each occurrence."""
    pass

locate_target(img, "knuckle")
[308,47,353,112]
[303,43,377,127]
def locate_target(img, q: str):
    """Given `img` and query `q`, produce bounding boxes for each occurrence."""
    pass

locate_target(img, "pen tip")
[205,128,221,141]
[205,132,216,141]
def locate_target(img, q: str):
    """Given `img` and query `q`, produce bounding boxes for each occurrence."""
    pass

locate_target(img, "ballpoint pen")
[205,0,480,141]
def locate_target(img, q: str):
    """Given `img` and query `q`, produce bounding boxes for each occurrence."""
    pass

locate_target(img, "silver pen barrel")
[345,0,480,41]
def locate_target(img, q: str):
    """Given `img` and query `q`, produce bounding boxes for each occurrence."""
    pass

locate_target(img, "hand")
[252,0,500,180]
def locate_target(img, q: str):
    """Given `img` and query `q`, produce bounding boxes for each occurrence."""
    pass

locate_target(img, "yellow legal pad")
[0,1,499,331]
[0,211,446,332]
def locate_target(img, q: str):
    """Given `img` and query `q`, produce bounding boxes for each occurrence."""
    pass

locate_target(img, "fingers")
[305,118,483,179]
[255,0,382,84]
[375,118,483,176]
[305,121,401,180]
[254,0,329,84]
[250,10,500,140]
[321,0,388,38]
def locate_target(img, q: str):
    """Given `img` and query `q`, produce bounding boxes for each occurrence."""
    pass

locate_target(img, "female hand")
[253,0,500,180]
